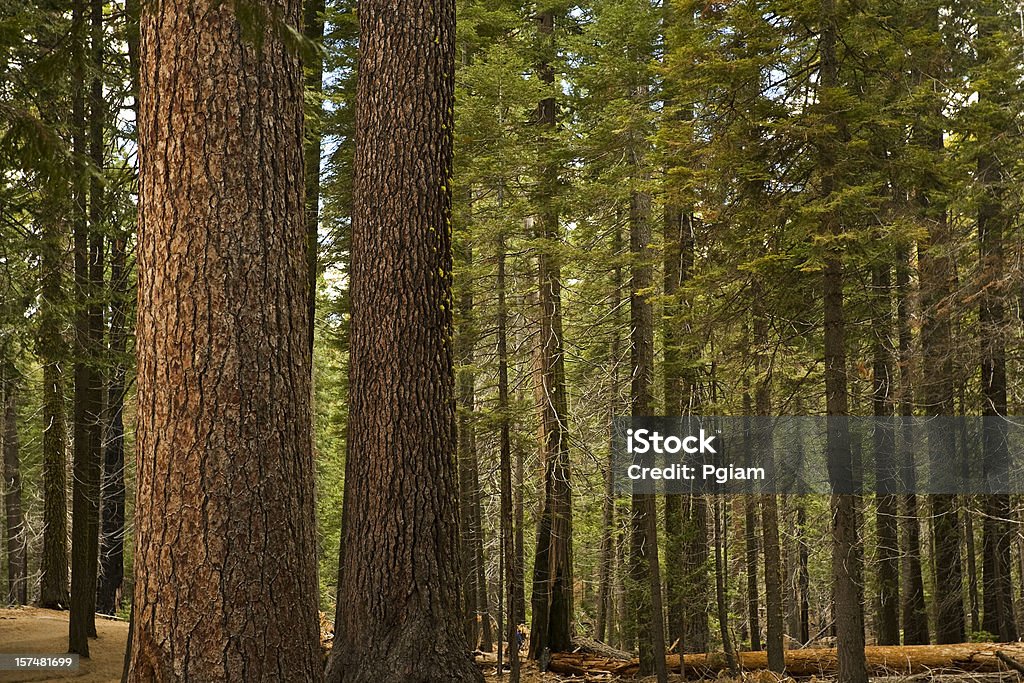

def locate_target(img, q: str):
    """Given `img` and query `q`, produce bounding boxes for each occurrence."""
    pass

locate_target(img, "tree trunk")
[528,9,574,660]
[96,228,127,616]
[897,246,930,645]
[976,0,1017,642]
[457,236,481,650]
[797,501,810,644]
[497,219,521,682]
[3,376,26,606]
[69,0,103,652]
[714,495,737,672]
[325,0,480,676]
[597,223,623,645]
[37,181,69,611]
[873,263,900,646]
[910,1,964,645]
[628,185,667,682]
[754,314,783,673]
[819,1,867,679]
[126,0,323,679]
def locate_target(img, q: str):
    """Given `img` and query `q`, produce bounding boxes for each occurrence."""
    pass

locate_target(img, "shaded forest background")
[3,0,1024,677]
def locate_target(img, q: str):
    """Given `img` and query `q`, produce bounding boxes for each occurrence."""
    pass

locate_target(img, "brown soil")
[0,607,129,683]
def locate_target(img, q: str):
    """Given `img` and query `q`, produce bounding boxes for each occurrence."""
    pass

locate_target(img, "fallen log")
[552,643,1024,679]
[570,636,633,661]
[547,652,631,677]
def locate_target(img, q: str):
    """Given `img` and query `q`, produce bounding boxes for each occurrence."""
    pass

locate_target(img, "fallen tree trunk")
[553,643,1024,679]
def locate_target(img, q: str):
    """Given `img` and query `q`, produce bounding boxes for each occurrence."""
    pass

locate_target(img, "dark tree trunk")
[977,0,1017,642]
[456,237,482,650]
[326,0,479,676]
[819,1,867,679]
[497,220,521,682]
[896,247,929,645]
[797,501,810,644]
[3,377,27,606]
[873,264,900,646]
[96,230,126,616]
[754,314,783,673]
[98,0,138,620]
[714,495,737,672]
[597,224,623,645]
[744,488,760,651]
[628,186,667,682]
[528,9,574,660]
[126,0,323,679]
[69,0,103,652]
[37,181,69,611]
[910,2,964,645]
[514,417,526,627]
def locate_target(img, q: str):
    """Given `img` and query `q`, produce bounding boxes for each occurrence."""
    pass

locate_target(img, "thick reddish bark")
[126,0,322,679]
[325,0,480,677]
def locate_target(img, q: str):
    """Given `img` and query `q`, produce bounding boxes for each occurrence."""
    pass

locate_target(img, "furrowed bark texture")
[325,0,481,678]
[127,0,322,679]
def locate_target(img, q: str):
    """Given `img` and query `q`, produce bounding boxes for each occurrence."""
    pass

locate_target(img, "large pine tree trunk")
[126,0,323,678]
[325,0,481,676]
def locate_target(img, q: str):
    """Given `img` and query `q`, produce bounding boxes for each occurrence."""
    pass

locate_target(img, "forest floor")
[0,607,129,682]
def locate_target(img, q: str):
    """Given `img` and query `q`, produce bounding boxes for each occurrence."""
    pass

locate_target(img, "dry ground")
[0,607,129,683]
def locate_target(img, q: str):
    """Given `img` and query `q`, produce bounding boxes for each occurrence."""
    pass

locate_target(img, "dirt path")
[0,608,128,683]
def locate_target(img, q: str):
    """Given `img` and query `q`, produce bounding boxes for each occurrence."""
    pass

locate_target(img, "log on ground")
[553,643,1024,678]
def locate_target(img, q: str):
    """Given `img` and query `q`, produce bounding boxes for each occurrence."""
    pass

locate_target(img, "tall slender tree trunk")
[742,392,761,652]
[457,237,482,650]
[897,246,930,645]
[597,223,623,645]
[819,1,867,679]
[873,264,900,645]
[910,1,964,645]
[628,186,668,682]
[754,313,784,672]
[528,9,574,659]
[714,494,737,672]
[3,376,26,606]
[69,0,103,652]
[797,501,810,644]
[326,0,480,676]
[514,411,526,627]
[977,0,1017,642]
[38,185,69,611]
[126,0,323,678]
[497,219,521,682]
[96,227,126,616]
